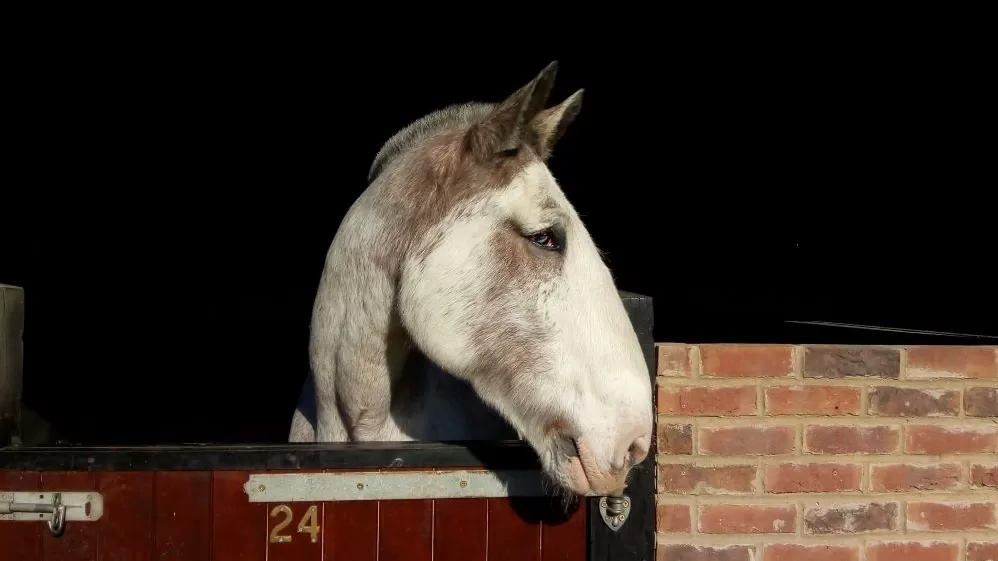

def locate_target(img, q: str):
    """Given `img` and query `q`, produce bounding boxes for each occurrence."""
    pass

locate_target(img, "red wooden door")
[0,468,586,561]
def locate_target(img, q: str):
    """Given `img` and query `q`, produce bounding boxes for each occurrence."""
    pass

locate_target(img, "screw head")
[357,483,365,490]
[257,484,266,492]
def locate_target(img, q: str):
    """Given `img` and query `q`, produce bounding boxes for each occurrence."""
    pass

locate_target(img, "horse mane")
[366,101,497,184]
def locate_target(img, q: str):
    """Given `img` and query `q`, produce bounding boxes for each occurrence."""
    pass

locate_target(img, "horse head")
[360,61,653,496]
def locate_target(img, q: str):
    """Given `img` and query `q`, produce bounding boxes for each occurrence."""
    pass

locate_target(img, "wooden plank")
[377,499,433,561]
[433,498,487,561]
[540,499,587,561]
[487,497,541,561]
[39,471,98,561]
[0,471,42,559]
[211,470,265,561]
[265,469,323,561]
[153,471,212,561]
[323,500,378,561]
[0,284,24,446]
[321,466,378,561]
[94,471,154,560]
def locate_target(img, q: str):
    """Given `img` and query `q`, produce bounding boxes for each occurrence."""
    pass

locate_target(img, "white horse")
[289,61,653,497]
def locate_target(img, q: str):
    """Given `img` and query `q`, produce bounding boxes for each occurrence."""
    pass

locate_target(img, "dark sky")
[2,31,993,445]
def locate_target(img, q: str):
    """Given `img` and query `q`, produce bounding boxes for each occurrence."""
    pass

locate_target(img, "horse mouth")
[552,436,595,495]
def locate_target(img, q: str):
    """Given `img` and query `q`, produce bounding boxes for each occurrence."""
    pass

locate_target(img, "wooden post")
[0,283,25,446]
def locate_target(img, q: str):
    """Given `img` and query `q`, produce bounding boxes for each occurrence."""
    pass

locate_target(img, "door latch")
[598,494,631,531]
[1,491,103,536]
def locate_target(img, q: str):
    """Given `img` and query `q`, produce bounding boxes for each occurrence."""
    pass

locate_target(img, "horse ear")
[467,61,559,160]
[530,88,583,161]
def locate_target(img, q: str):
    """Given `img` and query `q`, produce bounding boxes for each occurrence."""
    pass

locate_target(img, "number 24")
[269,504,320,544]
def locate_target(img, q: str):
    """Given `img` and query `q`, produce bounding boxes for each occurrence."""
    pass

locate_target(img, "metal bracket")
[598,494,631,532]
[243,470,548,502]
[0,491,104,536]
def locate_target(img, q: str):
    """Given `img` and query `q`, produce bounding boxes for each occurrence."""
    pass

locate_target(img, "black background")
[2,16,993,445]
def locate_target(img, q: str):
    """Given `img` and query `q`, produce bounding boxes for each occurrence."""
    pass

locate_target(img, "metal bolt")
[257,484,266,492]
[357,483,364,490]
[459,480,468,488]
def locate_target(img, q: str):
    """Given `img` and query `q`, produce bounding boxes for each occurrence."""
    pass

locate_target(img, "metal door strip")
[244,470,550,502]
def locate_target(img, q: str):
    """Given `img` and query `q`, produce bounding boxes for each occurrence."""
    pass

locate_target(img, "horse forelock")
[367,102,496,185]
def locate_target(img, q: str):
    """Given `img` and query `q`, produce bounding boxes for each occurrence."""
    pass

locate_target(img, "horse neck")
[309,200,517,443]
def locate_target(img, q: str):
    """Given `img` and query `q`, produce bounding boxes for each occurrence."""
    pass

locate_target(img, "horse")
[289,61,653,498]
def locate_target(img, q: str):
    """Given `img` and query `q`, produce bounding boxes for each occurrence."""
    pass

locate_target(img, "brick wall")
[653,343,997,561]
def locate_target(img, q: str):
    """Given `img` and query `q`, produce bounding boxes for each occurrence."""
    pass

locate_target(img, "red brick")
[658,463,757,494]
[965,386,998,416]
[871,463,962,492]
[765,463,862,493]
[699,426,796,455]
[804,345,900,379]
[657,344,695,377]
[868,386,960,417]
[764,544,858,561]
[905,425,998,455]
[657,423,693,454]
[906,346,997,380]
[968,542,998,561]
[805,501,899,534]
[699,504,796,534]
[656,503,691,533]
[804,425,900,454]
[657,385,757,416]
[765,385,861,415]
[907,501,997,531]
[657,544,755,561]
[971,463,997,488]
[699,344,795,378]
[866,541,959,561]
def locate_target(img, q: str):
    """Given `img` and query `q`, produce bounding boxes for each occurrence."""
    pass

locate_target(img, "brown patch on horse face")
[371,130,537,275]
[486,220,563,300]
[544,416,571,437]
[464,210,564,400]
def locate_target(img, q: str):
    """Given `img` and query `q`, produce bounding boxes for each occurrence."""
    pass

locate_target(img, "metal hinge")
[0,491,104,536]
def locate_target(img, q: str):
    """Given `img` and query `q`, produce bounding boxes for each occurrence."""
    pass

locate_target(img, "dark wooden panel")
[211,470,265,561]
[265,469,322,561]
[433,498,487,561]
[95,471,154,560]
[0,284,25,447]
[153,471,211,561]
[323,499,377,561]
[377,499,432,561]
[0,471,42,559]
[487,498,541,561]
[0,441,542,471]
[540,499,587,561]
[40,471,97,561]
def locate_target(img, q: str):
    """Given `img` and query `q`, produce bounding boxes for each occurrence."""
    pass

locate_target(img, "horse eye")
[527,230,560,250]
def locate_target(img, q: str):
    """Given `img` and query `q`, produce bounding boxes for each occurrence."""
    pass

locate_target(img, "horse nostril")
[628,436,650,465]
